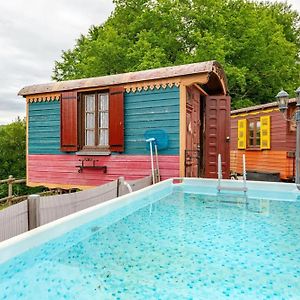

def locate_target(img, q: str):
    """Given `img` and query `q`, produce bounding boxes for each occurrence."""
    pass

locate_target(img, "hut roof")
[231,98,297,115]
[18,60,227,96]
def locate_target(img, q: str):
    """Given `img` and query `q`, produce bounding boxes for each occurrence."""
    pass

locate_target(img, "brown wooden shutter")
[60,91,78,152]
[109,86,124,152]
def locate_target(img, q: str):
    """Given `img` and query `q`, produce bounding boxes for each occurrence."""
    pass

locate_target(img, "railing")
[0,175,27,206]
[0,175,64,207]
[217,153,247,193]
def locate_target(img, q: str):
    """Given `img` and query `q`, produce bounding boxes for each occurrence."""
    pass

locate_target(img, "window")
[60,87,124,153]
[237,116,270,150]
[248,119,260,147]
[84,92,109,148]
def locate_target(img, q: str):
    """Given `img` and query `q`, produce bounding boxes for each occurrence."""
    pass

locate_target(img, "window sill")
[76,150,111,156]
[246,148,261,151]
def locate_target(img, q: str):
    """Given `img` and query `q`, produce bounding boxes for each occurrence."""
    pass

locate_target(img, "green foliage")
[233,98,257,110]
[53,0,300,108]
[0,119,44,199]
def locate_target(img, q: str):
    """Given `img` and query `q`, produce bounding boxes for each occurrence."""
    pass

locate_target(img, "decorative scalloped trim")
[125,81,180,93]
[26,94,61,103]
[231,108,279,118]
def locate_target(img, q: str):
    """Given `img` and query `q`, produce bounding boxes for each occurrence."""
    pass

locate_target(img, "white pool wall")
[177,178,300,201]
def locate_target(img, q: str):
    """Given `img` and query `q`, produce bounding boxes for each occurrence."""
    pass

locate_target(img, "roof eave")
[18,61,225,97]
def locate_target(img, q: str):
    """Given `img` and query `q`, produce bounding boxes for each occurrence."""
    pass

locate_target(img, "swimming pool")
[0,178,300,299]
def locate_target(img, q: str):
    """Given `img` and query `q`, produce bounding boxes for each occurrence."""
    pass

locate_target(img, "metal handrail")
[217,154,247,193]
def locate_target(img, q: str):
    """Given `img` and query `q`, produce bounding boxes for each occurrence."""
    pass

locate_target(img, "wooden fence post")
[8,175,14,206]
[27,195,40,230]
[117,177,125,197]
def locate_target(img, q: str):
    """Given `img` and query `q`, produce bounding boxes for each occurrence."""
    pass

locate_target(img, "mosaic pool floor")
[0,191,300,299]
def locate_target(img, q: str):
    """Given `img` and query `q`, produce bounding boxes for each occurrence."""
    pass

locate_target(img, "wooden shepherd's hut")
[19,61,230,189]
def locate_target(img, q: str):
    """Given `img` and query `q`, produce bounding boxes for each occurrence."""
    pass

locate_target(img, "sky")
[0,0,299,125]
[0,0,114,125]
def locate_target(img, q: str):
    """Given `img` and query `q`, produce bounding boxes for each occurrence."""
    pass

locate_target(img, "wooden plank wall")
[29,100,61,154]
[28,154,179,188]
[28,86,180,156]
[231,150,294,179]
[230,109,296,179]
[0,201,28,242]
[27,87,180,188]
[124,86,180,155]
[231,110,289,151]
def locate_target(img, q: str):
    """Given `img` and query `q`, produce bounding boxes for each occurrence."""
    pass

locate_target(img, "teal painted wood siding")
[28,86,180,155]
[28,101,62,154]
[124,86,180,155]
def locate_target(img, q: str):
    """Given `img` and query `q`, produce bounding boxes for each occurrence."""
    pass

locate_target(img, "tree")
[0,119,43,199]
[53,0,300,108]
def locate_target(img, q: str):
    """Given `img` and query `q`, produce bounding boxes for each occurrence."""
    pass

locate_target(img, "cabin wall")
[29,100,61,154]
[230,109,295,180]
[124,87,180,155]
[27,86,180,188]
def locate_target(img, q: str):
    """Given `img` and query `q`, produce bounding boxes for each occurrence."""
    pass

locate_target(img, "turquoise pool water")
[1,189,300,299]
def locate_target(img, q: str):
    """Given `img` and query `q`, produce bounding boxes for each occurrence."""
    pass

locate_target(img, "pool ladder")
[217,154,248,193]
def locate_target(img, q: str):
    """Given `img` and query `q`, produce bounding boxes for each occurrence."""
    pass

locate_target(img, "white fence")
[0,176,152,242]
[36,180,118,226]
[118,176,153,196]
[0,201,28,242]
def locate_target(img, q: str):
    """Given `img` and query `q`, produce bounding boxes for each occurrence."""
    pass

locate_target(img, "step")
[217,186,248,192]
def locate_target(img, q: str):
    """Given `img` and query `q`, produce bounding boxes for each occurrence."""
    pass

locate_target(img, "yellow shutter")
[260,115,271,149]
[237,119,247,149]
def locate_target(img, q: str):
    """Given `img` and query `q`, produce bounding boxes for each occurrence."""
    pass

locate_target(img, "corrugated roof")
[18,60,226,96]
[231,98,297,115]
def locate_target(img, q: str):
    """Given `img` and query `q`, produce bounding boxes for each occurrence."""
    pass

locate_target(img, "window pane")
[99,129,108,146]
[249,138,254,146]
[256,130,260,138]
[86,113,95,129]
[85,95,96,146]
[99,93,109,111]
[86,130,95,146]
[249,130,254,138]
[99,112,109,128]
[249,122,254,130]
[256,120,261,146]
[85,95,95,112]
[256,121,261,130]
[98,93,109,147]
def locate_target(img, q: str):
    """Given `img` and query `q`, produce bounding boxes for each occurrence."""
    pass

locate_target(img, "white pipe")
[124,181,133,193]
[296,110,300,190]
[217,154,222,191]
[243,154,247,192]
[154,143,160,182]
[146,138,156,184]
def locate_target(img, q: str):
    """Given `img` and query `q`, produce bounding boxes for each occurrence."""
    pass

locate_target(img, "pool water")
[1,190,300,299]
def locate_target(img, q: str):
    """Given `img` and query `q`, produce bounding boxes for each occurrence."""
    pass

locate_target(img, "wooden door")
[185,87,201,177]
[205,95,231,178]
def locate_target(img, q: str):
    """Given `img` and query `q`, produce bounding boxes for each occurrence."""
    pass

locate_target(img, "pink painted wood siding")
[28,155,179,187]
